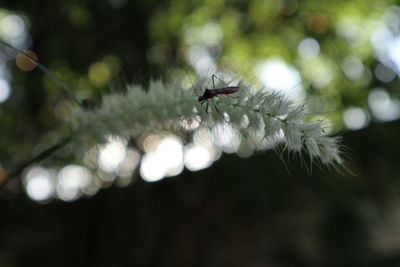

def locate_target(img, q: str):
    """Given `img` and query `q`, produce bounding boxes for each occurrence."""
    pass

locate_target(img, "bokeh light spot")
[24,166,54,202]
[143,134,162,152]
[140,152,165,182]
[16,50,38,71]
[368,88,400,121]
[307,58,334,88]
[98,137,127,173]
[58,164,92,189]
[298,38,320,59]
[65,4,91,28]
[156,136,184,177]
[56,164,91,201]
[184,144,213,171]
[88,62,111,87]
[342,56,364,80]
[140,135,184,182]
[0,78,11,103]
[256,59,304,100]
[56,183,81,202]
[117,148,141,178]
[374,63,395,83]
[307,13,328,34]
[0,14,26,40]
[184,22,223,46]
[186,45,217,75]
[343,107,369,130]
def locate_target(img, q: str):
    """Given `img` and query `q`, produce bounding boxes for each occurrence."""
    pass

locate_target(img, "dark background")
[1,0,400,266]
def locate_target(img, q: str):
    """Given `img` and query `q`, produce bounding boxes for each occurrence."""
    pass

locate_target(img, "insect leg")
[212,74,216,89]
[212,74,229,88]
[226,95,239,99]
[200,100,209,113]
[211,98,228,122]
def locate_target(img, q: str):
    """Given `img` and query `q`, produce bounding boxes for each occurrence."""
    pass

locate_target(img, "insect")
[196,74,240,116]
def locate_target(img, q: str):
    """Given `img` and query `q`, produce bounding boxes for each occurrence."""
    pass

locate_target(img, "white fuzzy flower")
[70,77,346,170]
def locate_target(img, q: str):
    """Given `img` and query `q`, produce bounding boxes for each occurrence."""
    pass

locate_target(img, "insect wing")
[214,86,240,95]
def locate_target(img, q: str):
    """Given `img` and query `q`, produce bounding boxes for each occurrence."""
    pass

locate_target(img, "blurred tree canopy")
[1,0,400,266]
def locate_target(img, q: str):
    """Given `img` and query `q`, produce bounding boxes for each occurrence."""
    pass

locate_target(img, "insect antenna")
[182,67,200,98]
[212,74,229,88]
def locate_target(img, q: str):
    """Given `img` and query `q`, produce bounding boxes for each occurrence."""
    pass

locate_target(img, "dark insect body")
[198,86,240,101]
[197,75,240,116]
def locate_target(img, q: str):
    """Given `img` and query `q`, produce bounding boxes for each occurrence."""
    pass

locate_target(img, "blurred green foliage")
[147,0,400,129]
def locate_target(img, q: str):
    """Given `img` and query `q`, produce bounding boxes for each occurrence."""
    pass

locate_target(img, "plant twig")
[2,135,73,185]
[0,39,81,105]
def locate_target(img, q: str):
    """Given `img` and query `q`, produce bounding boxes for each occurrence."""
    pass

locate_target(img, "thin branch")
[0,39,82,106]
[2,135,73,185]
